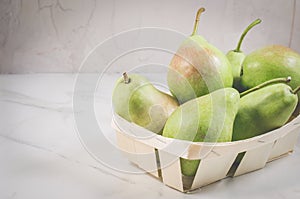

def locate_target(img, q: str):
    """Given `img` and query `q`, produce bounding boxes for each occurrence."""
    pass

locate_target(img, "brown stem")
[123,72,130,84]
[241,76,291,97]
[191,7,205,36]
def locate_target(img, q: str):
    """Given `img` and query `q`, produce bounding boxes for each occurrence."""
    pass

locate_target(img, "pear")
[167,8,233,104]
[233,77,299,141]
[240,45,300,116]
[112,72,179,134]
[162,88,240,176]
[226,19,261,91]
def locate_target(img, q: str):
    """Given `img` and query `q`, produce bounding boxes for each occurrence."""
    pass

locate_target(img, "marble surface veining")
[0,0,299,73]
[0,74,300,199]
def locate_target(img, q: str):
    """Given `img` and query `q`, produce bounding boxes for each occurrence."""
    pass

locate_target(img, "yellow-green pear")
[112,73,179,134]
[162,88,240,176]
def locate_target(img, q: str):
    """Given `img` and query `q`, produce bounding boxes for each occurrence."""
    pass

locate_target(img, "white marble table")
[1,74,300,199]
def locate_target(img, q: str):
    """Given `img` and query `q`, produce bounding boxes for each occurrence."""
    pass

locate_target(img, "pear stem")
[235,19,262,52]
[123,72,130,84]
[292,86,300,94]
[240,76,291,97]
[191,7,205,36]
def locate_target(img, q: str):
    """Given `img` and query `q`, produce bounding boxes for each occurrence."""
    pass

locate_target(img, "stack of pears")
[112,7,300,178]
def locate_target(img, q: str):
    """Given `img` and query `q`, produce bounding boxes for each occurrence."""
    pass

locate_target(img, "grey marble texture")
[0,73,300,199]
[0,0,299,73]
[1,1,300,197]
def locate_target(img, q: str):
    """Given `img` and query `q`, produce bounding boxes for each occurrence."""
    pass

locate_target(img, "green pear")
[167,8,233,104]
[233,77,299,141]
[162,88,240,176]
[226,19,261,91]
[112,73,179,134]
[240,45,300,116]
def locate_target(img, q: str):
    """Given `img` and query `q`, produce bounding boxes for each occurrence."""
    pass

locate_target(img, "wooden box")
[112,114,300,192]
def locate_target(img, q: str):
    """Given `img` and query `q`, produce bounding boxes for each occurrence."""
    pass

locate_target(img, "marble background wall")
[0,0,299,73]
